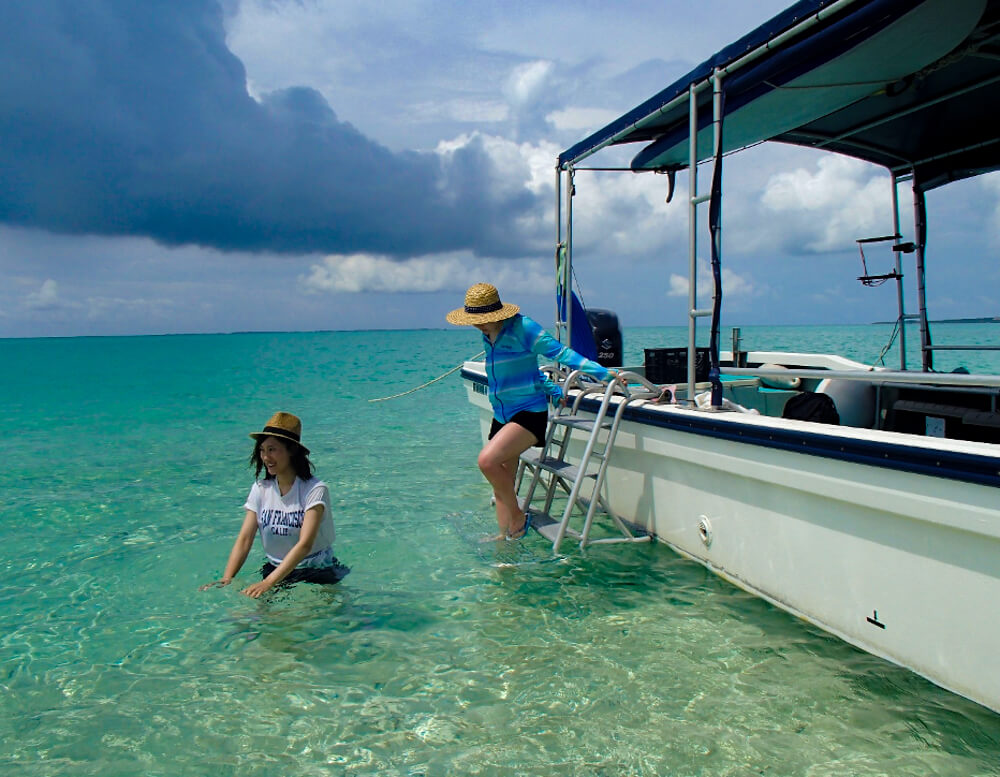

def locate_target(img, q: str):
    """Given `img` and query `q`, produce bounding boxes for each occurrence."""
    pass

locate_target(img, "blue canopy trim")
[559,0,1000,191]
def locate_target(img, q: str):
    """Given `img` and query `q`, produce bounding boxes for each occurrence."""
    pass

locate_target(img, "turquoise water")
[2,325,999,776]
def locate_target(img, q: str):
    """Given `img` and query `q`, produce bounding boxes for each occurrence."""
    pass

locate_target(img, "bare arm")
[240,504,324,598]
[199,509,258,590]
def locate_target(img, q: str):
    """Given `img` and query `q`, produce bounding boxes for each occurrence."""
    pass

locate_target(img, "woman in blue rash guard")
[447,283,617,540]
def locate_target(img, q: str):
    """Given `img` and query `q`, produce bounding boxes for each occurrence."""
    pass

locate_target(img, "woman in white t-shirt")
[200,412,348,598]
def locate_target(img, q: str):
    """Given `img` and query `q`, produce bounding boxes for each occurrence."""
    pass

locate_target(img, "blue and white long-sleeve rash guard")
[483,314,611,423]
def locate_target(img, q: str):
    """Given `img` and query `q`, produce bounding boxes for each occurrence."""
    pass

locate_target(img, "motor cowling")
[586,308,622,367]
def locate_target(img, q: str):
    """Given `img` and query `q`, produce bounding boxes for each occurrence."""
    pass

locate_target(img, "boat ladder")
[518,370,659,553]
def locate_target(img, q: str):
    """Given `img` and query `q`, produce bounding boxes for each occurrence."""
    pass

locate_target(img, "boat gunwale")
[460,365,1000,488]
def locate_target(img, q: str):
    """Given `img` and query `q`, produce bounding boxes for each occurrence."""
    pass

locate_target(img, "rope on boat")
[368,351,486,403]
[873,319,901,367]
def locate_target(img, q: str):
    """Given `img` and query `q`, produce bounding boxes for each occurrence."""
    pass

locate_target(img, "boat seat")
[892,400,1000,440]
[816,378,875,428]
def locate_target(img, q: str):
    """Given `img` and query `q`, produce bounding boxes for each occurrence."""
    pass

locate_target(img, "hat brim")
[249,431,310,455]
[445,303,519,326]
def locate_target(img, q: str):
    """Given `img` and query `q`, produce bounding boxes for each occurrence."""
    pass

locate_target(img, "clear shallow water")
[2,326,999,777]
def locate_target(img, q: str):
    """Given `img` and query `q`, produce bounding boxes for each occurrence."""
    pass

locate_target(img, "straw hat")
[249,411,310,454]
[446,283,520,325]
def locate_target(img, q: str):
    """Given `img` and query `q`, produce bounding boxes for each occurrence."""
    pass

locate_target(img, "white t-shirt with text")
[244,476,335,568]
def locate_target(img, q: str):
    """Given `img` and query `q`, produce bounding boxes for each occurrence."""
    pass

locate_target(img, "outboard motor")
[586,308,623,367]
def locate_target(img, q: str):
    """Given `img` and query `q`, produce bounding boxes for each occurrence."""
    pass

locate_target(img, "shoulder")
[247,479,269,497]
[301,477,329,498]
[506,314,542,340]
[245,479,271,507]
[517,314,547,335]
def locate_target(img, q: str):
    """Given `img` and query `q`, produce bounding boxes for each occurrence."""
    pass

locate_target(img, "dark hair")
[250,436,315,481]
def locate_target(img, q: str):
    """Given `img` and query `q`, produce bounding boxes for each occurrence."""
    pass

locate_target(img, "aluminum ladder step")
[527,509,581,542]
[550,415,613,432]
[519,449,599,481]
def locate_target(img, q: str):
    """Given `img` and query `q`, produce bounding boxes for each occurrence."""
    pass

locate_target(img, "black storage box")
[644,347,710,384]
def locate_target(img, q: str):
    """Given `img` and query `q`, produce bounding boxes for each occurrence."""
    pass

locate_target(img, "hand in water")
[241,580,275,599]
[198,579,232,591]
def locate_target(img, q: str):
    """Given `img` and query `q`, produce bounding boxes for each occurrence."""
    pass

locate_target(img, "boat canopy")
[559,0,1000,191]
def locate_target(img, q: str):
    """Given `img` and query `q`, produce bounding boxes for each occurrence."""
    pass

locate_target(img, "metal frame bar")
[559,0,865,170]
[723,366,1000,387]
[815,72,1000,154]
[911,179,933,370]
[687,84,702,401]
[891,172,907,370]
[685,70,727,399]
[554,0,991,381]
[555,167,563,342]
[555,167,576,346]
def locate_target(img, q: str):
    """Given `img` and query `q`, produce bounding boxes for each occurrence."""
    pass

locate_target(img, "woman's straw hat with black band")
[446,283,520,325]
[250,412,310,454]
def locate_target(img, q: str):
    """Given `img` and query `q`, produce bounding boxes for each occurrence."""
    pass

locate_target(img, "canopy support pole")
[891,172,907,370]
[559,167,576,346]
[555,166,564,343]
[686,84,700,401]
[684,74,724,404]
[911,176,933,371]
[685,83,716,400]
[707,70,725,408]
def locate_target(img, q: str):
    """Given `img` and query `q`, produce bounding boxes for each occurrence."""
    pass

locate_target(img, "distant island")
[873,317,1000,324]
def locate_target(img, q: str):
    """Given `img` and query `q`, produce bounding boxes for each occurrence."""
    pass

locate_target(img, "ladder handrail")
[549,375,620,551]
[549,372,658,551]
[518,368,599,511]
[518,367,607,502]
[518,369,658,553]
[574,373,659,547]
[578,379,637,545]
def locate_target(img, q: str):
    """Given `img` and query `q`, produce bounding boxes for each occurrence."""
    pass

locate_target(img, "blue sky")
[1,0,997,337]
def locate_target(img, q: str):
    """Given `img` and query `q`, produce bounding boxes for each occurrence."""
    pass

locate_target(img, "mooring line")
[368,351,485,403]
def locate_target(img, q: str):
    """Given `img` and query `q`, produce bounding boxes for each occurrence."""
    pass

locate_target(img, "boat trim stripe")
[461,369,1000,488]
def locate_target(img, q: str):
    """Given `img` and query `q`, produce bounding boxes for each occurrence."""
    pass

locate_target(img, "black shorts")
[489,410,548,447]
[261,560,351,586]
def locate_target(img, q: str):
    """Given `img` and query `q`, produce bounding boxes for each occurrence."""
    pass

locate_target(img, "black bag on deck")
[781,392,840,424]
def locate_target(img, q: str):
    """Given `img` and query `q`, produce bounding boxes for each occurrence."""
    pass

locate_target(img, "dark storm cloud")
[0,0,542,257]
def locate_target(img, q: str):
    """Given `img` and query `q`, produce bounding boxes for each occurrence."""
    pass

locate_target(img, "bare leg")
[478,422,536,537]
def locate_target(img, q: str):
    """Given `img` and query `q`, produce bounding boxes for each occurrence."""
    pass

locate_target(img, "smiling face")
[258,436,293,480]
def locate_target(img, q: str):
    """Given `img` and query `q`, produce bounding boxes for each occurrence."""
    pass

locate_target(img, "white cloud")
[25,279,62,310]
[546,107,619,132]
[428,132,696,275]
[436,132,557,197]
[503,60,555,108]
[667,263,757,299]
[425,98,510,124]
[18,278,173,328]
[760,155,892,252]
[570,168,688,260]
[668,274,688,298]
[85,296,175,321]
[303,251,549,295]
[433,131,560,247]
[304,253,458,293]
[982,171,1000,240]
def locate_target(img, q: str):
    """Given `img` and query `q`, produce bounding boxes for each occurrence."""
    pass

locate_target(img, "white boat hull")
[461,362,1000,714]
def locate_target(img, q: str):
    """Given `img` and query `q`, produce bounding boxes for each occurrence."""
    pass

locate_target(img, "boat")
[458,0,1000,714]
